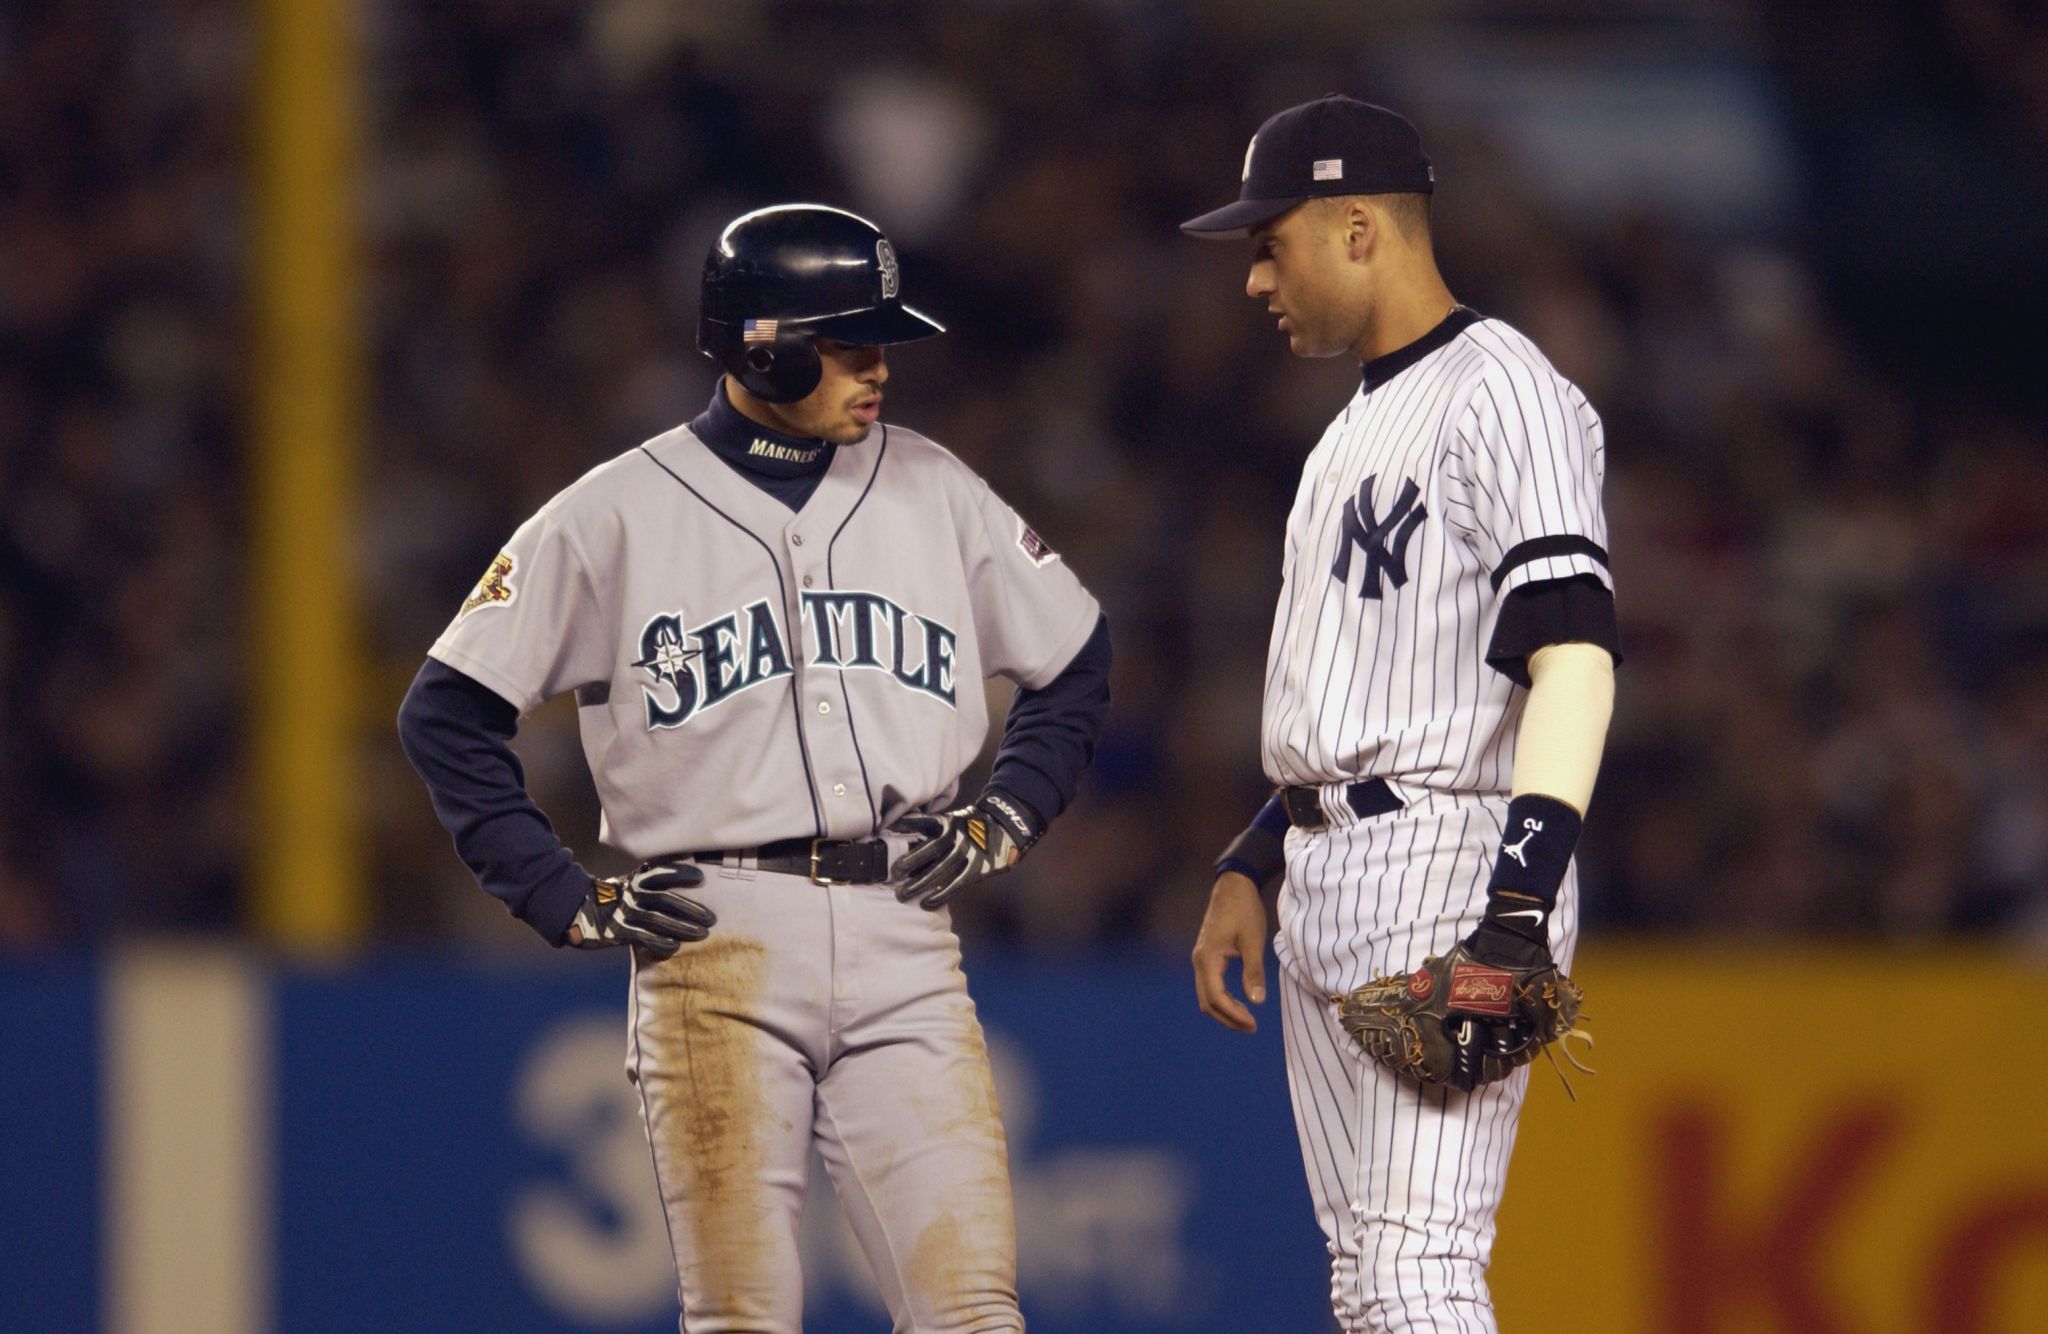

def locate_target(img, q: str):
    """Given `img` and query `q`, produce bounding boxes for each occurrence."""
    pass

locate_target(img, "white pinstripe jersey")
[1261,312,1610,799]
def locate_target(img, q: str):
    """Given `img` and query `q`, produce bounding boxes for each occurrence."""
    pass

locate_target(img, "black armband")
[1484,574,1620,688]
[1484,794,1583,909]
[1215,793,1289,888]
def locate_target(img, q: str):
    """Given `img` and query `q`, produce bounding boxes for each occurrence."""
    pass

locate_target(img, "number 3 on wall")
[507,1012,676,1321]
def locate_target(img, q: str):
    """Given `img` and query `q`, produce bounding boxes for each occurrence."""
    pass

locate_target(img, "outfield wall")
[3,948,2042,1333]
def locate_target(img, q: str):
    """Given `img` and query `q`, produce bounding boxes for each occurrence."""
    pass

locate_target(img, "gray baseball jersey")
[429,420,1100,855]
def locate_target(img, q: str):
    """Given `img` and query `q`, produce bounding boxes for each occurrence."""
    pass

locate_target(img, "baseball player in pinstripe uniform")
[1182,97,1620,1329]
[398,205,1109,1332]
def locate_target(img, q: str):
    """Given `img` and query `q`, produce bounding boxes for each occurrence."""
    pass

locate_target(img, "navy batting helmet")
[698,204,945,404]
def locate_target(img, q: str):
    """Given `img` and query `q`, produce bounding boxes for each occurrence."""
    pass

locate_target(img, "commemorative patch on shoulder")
[1017,517,1057,567]
[459,552,517,618]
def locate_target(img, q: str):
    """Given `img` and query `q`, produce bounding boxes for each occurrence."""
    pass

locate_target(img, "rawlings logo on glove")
[1446,961,1514,1016]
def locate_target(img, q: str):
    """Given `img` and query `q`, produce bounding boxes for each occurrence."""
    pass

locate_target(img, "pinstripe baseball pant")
[1275,789,1579,1332]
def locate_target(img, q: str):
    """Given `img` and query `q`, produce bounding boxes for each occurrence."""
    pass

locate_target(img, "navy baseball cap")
[1180,94,1434,239]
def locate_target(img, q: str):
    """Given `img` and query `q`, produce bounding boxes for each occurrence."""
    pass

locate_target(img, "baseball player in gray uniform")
[1181,98,1620,1329]
[398,204,1110,1333]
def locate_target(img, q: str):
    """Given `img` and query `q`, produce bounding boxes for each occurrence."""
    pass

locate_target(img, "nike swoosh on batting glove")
[1462,891,1555,970]
[566,860,715,955]
[889,790,1041,911]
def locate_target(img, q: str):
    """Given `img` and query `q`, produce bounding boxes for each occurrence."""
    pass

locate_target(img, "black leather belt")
[1280,779,1403,830]
[698,837,891,884]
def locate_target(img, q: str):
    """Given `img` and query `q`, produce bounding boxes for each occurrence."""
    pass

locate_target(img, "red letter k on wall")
[1655,1099,1901,1334]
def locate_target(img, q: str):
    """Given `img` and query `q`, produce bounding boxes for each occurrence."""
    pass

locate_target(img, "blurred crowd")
[4,0,2045,951]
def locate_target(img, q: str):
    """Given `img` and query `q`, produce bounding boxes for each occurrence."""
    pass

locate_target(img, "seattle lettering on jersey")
[635,592,957,731]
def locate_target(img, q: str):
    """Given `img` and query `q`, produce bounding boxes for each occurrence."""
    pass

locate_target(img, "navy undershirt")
[397,661,593,944]
[983,614,1111,835]
[690,379,837,510]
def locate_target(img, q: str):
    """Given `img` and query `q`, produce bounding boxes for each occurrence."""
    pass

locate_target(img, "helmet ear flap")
[728,327,821,404]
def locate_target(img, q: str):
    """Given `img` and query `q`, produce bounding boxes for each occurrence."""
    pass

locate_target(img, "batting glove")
[565,860,715,956]
[890,790,1041,911]
[1462,891,1556,971]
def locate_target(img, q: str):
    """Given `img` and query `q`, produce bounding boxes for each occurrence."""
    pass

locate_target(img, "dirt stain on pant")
[636,936,780,1326]
[904,999,1021,1331]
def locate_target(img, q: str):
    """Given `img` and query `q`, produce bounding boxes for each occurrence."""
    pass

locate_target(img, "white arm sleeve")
[1510,641,1614,814]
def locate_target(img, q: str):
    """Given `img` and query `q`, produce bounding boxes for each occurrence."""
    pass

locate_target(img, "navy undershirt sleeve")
[1484,574,1621,688]
[1216,793,1289,885]
[985,613,1111,831]
[396,658,591,944]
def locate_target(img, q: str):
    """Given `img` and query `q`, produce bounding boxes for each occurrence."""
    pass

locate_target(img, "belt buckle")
[1284,786,1325,831]
[809,838,837,886]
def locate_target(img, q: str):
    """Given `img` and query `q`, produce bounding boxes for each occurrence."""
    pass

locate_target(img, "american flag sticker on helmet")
[1312,158,1344,181]
[742,319,778,344]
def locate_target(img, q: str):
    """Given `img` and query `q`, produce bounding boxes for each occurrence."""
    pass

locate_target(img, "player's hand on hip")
[889,789,1040,911]
[564,860,715,956]
[1192,871,1269,1033]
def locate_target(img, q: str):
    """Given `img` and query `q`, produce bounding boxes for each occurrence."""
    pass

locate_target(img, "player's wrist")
[976,787,1043,855]
[1484,793,1582,909]
[1213,857,1265,887]
[1215,825,1284,890]
[1211,868,1261,899]
[1213,791,1288,888]
[1467,897,1552,969]
[560,876,616,948]
[530,864,606,948]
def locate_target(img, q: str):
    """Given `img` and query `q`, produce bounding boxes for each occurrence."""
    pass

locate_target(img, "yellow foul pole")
[251,0,366,949]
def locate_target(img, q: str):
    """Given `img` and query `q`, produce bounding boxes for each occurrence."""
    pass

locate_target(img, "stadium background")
[3,0,2045,1329]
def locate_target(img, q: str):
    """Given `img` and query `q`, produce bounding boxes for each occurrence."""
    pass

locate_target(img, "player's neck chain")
[692,383,835,479]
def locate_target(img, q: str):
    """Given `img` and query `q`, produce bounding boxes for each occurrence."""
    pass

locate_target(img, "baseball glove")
[1334,944,1591,1094]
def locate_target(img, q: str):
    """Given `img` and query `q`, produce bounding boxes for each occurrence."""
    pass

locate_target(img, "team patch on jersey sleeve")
[1017,518,1058,567]
[458,552,517,618]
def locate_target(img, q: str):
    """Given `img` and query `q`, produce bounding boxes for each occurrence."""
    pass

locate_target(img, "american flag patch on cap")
[742,319,778,344]
[1312,159,1344,182]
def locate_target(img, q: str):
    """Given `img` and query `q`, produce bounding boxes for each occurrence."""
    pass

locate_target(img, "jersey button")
[832,783,847,797]
[791,534,804,546]
[817,700,831,715]
[802,575,813,588]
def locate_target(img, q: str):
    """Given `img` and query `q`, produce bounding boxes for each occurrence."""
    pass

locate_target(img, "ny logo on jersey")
[1331,474,1428,600]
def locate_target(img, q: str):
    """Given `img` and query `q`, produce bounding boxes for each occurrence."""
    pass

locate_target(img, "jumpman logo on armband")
[1501,818,1542,868]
